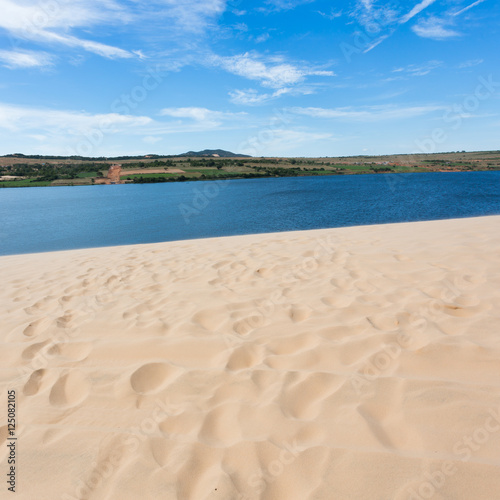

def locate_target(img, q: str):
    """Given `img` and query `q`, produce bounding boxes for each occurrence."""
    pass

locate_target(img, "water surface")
[1,172,499,255]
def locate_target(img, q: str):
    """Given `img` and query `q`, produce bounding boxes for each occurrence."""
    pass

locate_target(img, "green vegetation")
[0,179,52,188]
[1,150,500,187]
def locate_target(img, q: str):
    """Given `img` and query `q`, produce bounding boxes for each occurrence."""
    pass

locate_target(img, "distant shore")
[1,150,500,187]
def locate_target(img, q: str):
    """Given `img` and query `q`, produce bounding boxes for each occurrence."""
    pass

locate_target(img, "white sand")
[1,216,500,500]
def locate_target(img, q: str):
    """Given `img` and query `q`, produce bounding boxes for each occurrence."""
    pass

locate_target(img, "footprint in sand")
[255,267,273,278]
[232,315,265,336]
[367,314,400,331]
[289,305,313,323]
[49,370,90,407]
[130,362,179,394]
[23,369,46,396]
[321,295,352,308]
[24,296,57,315]
[268,333,319,356]
[192,308,228,332]
[22,340,51,360]
[159,413,202,440]
[47,342,93,362]
[226,345,263,371]
[280,372,341,420]
[198,403,242,446]
[23,318,52,337]
[55,310,86,329]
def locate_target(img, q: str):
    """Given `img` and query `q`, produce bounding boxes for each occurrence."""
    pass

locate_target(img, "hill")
[178,149,251,158]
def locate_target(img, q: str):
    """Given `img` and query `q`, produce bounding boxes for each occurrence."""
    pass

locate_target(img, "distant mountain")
[1,149,252,160]
[179,149,251,158]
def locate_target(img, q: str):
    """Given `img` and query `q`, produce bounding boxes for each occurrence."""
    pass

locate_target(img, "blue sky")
[0,0,498,157]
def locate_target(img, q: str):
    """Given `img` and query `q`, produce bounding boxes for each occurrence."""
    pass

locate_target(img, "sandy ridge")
[1,216,500,499]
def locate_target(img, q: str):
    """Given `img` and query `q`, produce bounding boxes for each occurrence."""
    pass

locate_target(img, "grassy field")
[0,179,53,188]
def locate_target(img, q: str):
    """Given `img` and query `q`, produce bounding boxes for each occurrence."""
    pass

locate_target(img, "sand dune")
[1,216,500,499]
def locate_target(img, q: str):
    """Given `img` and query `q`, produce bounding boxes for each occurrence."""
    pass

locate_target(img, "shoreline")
[1,215,500,499]
[1,166,500,189]
[0,213,499,258]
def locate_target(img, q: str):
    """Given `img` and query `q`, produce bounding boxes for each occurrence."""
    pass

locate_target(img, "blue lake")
[1,171,500,256]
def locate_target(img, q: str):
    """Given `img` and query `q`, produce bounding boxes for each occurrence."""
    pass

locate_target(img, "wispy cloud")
[0,0,134,60]
[0,49,54,69]
[412,16,461,39]
[350,0,481,51]
[159,107,246,126]
[411,0,487,40]
[453,0,487,17]
[392,60,443,76]
[351,0,400,30]
[239,128,334,156]
[400,0,438,24]
[260,0,316,13]
[317,9,342,20]
[291,104,443,122]
[458,58,484,68]
[0,102,151,134]
[0,102,247,155]
[209,52,334,89]
[229,88,293,105]
[0,0,228,65]
[142,0,227,33]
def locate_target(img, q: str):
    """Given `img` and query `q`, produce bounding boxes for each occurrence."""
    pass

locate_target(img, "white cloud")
[36,30,133,59]
[0,49,54,69]
[400,0,438,24]
[453,0,486,17]
[239,129,334,156]
[159,106,247,129]
[0,102,151,134]
[145,0,226,33]
[159,107,245,122]
[291,105,444,122]
[392,60,442,76]
[0,0,134,60]
[352,0,399,30]
[363,34,390,53]
[412,16,461,39]
[0,0,228,64]
[260,0,316,13]
[410,0,486,41]
[210,52,334,89]
[229,88,293,105]
[0,102,248,155]
[317,9,342,20]
[143,136,163,144]
[255,33,270,43]
[458,59,483,68]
